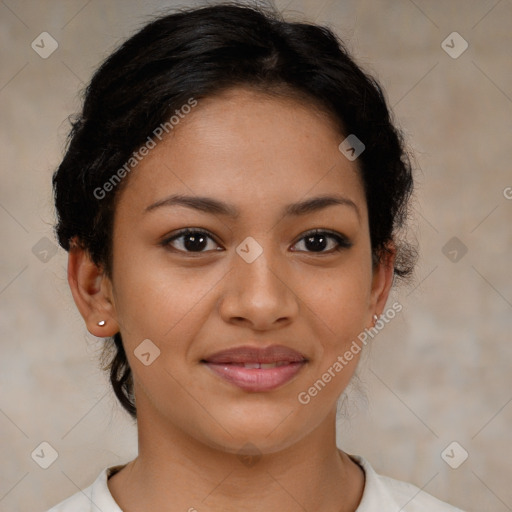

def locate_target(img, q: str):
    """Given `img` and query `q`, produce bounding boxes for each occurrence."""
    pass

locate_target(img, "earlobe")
[67,244,119,337]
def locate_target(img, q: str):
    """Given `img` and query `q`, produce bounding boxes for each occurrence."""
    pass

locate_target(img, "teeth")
[243,363,261,369]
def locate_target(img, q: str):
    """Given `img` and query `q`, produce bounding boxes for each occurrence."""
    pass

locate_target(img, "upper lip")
[202,345,307,364]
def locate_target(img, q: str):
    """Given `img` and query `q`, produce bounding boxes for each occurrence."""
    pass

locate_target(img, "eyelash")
[161,228,352,255]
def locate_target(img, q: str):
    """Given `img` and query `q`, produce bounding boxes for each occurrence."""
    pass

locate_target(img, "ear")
[367,244,396,327]
[67,242,119,337]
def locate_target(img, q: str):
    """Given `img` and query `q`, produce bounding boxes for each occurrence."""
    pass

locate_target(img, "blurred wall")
[0,1,511,510]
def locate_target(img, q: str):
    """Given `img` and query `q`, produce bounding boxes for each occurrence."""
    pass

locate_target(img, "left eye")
[291,230,352,253]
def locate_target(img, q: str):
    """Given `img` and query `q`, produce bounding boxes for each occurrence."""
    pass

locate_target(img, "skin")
[68,87,395,512]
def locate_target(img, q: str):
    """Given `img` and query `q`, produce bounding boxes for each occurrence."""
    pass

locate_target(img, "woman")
[48,3,464,511]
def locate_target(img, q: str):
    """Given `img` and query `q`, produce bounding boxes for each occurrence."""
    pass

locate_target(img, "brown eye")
[291,230,352,253]
[162,229,221,253]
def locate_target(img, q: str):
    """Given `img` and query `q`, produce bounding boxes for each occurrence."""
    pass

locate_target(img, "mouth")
[201,345,308,392]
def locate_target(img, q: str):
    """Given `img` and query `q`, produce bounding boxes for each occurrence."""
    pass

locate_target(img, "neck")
[108,402,365,512]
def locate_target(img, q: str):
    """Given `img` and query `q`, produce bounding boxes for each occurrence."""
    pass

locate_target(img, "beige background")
[1,0,511,511]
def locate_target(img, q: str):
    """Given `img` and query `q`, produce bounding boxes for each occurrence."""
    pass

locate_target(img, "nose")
[218,246,299,331]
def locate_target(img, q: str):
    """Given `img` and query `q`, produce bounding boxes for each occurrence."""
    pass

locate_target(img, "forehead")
[116,87,367,219]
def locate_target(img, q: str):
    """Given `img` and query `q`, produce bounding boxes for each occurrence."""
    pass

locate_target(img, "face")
[103,87,390,454]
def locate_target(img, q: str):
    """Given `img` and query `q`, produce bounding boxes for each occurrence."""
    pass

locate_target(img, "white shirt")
[46,455,465,511]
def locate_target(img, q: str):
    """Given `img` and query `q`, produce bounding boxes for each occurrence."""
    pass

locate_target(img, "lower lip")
[204,362,306,392]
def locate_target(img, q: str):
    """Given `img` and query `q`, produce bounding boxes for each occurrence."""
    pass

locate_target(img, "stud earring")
[98,320,106,326]
[373,314,379,326]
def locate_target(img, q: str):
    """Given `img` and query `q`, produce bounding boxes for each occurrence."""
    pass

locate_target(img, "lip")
[202,345,308,392]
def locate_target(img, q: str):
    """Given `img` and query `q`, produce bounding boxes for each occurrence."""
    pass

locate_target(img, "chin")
[191,405,315,456]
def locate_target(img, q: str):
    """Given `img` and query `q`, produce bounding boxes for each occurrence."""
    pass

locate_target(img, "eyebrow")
[145,193,360,220]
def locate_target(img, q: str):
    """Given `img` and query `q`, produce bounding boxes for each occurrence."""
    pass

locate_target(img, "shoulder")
[45,465,125,512]
[352,455,466,512]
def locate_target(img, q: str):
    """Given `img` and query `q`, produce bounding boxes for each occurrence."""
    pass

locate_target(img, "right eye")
[161,228,223,253]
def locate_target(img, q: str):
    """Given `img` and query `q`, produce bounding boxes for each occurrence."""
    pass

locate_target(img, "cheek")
[294,268,370,411]
[110,248,223,345]
[295,259,372,337]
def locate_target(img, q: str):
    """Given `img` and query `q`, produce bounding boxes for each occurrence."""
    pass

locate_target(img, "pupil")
[306,234,326,252]
[184,233,207,251]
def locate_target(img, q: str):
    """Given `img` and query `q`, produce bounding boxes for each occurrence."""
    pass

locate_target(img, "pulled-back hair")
[53,2,416,420]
